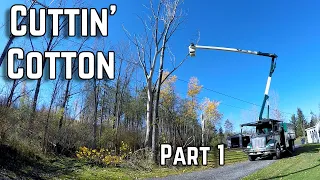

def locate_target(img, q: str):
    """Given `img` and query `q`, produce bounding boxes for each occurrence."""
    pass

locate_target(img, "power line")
[12,33,311,119]
[60,39,261,107]
[174,78,302,117]
[112,73,258,114]
[106,71,290,119]
[176,78,260,107]
[0,1,312,119]
[59,38,309,118]
[0,2,311,120]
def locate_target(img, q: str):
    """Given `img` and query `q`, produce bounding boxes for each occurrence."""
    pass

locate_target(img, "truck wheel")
[248,155,256,161]
[290,140,295,152]
[275,145,281,159]
[288,140,295,156]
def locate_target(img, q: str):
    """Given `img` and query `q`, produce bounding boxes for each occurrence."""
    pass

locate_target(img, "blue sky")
[1,0,320,131]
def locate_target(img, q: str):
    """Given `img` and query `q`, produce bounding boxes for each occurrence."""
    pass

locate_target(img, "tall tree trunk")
[43,97,54,153]
[58,79,71,133]
[152,96,159,162]
[29,33,54,135]
[145,78,153,147]
[113,86,119,129]
[43,65,65,152]
[99,90,106,148]
[43,77,60,153]
[152,45,165,162]
[113,59,122,129]
[201,114,205,146]
[93,78,99,149]
[6,79,18,107]
[29,73,43,135]
[56,38,87,140]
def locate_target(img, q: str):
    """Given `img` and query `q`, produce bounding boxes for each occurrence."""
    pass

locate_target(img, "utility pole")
[0,0,48,67]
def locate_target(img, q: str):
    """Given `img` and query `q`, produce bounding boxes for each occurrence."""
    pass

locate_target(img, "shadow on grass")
[248,144,320,161]
[293,144,320,156]
[260,159,320,180]
[258,144,320,180]
[0,144,86,179]
[267,144,320,159]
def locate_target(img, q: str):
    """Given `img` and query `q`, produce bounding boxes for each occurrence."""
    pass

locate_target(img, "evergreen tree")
[224,119,234,136]
[218,127,224,144]
[310,111,318,127]
[296,108,307,137]
[290,114,297,136]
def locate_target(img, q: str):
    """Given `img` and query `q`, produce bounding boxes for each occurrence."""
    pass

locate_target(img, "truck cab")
[241,119,296,161]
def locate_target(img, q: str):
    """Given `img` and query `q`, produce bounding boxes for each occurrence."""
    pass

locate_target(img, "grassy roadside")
[208,148,248,166]
[0,145,247,179]
[59,148,248,179]
[57,164,206,180]
[243,144,320,180]
[1,152,207,179]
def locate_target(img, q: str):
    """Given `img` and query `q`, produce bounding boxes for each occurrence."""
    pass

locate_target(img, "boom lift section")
[188,43,277,121]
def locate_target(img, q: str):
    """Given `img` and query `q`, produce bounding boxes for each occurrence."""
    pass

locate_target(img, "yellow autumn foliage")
[75,141,132,166]
[160,71,177,107]
[201,97,222,124]
[187,77,202,97]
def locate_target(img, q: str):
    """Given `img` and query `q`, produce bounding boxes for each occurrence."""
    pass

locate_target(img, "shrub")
[124,147,153,171]
[76,141,132,167]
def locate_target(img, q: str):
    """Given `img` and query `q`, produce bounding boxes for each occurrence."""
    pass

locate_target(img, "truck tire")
[287,140,295,156]
[290,140,295,152]
[248,155,256,161]
[275,145,281,159]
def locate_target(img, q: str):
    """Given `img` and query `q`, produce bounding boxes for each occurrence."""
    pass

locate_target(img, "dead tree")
[124,0,189,162]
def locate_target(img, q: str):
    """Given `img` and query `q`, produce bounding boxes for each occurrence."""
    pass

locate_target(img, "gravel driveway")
[148,145,300,180]
[148,159,276,180]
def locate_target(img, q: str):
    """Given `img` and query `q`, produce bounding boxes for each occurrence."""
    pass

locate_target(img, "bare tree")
[124,0,189,162]
[241,106,259,134]
[28,0,68,134]
[269,90,284,121]
[6,40,30,107]
[112,42,135,132]
[224,119,234,136]
[43,65,64,153]
[92,78,99,149]
[57,38,88,144]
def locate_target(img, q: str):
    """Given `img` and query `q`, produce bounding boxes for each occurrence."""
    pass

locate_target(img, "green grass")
[243,144,320,180]
[208,148,248,166]
[57,165,206,180]
[58,148,247,179]
[5,144,319,180]
[0,145,247,180]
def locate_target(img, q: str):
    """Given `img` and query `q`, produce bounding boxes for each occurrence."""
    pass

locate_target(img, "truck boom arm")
[188,43,277,120]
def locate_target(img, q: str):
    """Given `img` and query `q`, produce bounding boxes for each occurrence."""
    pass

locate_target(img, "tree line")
[0,0,229,165]
[0,0,318,167]
[290,107,320,138]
